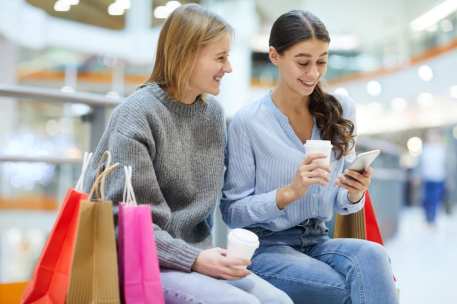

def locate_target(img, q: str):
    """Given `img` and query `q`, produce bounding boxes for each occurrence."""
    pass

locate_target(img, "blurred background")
[0,0,456,303]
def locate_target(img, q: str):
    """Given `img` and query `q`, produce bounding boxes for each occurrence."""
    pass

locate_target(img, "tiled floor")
[385,206,457,304]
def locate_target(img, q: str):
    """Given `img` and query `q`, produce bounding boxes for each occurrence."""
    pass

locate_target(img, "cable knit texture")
[84,83,225,272]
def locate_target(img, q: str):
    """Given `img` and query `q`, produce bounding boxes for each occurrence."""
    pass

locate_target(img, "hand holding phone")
[347,149,381,173]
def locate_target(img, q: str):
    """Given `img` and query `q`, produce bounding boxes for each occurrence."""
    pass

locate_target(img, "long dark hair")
[269,10,355,159]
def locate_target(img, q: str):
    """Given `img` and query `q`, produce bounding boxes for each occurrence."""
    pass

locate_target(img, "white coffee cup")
[227,228,260,260]
[303,140,333,166]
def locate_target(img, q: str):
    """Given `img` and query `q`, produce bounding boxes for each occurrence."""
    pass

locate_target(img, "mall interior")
[0,0,456,303]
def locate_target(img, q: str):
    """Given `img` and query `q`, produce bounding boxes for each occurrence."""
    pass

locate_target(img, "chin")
[206,86,220,96]
[294,86,313,97]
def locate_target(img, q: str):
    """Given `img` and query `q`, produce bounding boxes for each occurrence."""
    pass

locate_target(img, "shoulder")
[230,95,268,129]
[109,86,164,136]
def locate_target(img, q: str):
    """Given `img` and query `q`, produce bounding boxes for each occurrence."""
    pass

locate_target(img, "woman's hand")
[277,153,331,209]
[192,247,251,280]
[336,167,373,203]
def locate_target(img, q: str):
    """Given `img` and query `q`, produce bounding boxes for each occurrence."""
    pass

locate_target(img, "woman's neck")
[272,81,310,116]
[180,89,199,105]
[166,85,199,105]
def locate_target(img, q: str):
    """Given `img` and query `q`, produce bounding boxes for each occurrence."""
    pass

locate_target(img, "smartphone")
[347,149,381,172]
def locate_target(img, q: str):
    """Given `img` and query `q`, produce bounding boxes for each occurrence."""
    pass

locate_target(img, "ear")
[269,46,280,66]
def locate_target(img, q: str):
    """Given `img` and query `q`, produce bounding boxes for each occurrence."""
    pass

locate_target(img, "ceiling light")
[167,1,182,10]
[418,65,433,81]
[410,0,457,32]
[54,0,71,12]
[154,1,181,19]
[366,80,382,96]
[154,6,168,19]
[108,2,125,16]
[117,0,131,10]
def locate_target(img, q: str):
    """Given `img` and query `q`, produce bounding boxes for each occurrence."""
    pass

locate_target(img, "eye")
[298,62,309,67]
[317,61,327,65]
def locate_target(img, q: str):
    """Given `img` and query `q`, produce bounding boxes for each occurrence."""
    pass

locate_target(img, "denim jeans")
[423,180,445,224]
[160,269,293,304]
[248,221,398,304]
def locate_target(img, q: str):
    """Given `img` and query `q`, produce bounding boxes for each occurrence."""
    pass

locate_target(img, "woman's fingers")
[337,176,365,192]
[303,154,327,165]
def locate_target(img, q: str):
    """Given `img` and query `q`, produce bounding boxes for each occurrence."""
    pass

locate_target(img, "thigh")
[307,238,390,272]
[228,273,293,304]
[308,238,396,303]
[160,269,260,304]
[249,245,349,304]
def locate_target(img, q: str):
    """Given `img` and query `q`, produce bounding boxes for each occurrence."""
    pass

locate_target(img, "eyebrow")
[295,52,328,58]
[216,50,229,56]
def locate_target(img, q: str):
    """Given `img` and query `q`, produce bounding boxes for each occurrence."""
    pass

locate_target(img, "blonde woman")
[85,4,292,304]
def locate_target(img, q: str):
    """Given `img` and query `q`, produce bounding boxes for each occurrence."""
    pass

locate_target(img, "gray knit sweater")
[84,83,225,272]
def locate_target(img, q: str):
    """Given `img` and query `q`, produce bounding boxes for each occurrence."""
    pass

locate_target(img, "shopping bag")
[364,192,384,245]
[67,151,121,304]
[21,152,93,304]
[118,166,165,304]
[333,192,384,244]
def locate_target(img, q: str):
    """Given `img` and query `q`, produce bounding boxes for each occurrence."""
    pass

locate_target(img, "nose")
[307,64,319,80]
[224,59,232,74]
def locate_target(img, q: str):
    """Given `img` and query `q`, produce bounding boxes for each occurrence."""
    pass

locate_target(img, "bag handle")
[122,166,137,205]
[75,152,93,192]
[88,151,119,201]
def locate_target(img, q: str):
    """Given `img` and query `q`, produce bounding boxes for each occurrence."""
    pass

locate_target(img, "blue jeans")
[423,180,445,224]
[249,224,398,304]
[160,269,293,304]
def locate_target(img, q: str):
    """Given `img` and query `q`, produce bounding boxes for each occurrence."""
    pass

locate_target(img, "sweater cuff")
[177,244,202,272]
[157,240,202,272]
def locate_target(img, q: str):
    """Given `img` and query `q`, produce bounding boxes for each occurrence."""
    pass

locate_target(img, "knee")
[359,241,390,267]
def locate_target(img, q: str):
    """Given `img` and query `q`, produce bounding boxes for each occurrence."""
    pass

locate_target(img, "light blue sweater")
[221,92,365,231]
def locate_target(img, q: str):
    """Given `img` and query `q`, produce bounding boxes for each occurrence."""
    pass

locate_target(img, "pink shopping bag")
[118,166,165,304]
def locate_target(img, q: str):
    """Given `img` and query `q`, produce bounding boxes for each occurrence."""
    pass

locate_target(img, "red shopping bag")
[364,192,384,245]
[118,166,165,304]
[21,153,92,304]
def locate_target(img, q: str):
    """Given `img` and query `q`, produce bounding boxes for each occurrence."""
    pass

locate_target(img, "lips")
[299,78,318,88]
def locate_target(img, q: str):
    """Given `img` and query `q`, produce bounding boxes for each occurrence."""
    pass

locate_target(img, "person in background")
[85,4,292,304]
[221,10,397,304]
[420,129,447,226]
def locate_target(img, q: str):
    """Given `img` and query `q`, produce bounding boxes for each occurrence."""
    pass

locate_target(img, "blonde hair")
[147,4,232,101]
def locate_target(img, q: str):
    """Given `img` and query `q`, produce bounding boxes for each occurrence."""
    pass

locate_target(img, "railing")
[0,85,404,246]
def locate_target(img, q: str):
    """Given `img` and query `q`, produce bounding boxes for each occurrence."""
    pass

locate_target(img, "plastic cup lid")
[304,140,332,147]
[229,228,259,245]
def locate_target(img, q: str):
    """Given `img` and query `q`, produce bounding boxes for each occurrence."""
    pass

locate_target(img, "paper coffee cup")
[227,228,260,260]
[304,140,333,166]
